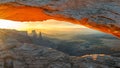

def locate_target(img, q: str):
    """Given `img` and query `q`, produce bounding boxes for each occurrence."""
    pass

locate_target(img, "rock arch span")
[0,0,120,38]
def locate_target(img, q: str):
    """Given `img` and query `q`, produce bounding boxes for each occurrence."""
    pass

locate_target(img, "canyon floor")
[0,29,119,68]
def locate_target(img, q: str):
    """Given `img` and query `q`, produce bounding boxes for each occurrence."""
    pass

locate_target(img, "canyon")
[0,29,118,68]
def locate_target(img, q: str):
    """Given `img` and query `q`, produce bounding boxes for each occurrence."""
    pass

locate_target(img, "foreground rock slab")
[0,42,119,68]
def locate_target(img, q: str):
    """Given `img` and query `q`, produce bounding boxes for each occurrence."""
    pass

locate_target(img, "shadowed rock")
[0,29,118,68]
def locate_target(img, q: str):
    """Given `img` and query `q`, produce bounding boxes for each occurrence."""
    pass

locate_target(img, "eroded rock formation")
[0,0,120,38]
[0,42,119,68]
[0,28,118,68]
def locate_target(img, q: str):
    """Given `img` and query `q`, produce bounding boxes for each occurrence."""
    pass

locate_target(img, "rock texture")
[0,0,120,38]
[71,55,120,68]
[0,29,118,68]
[0,41,119,68]
[0,42,71,68]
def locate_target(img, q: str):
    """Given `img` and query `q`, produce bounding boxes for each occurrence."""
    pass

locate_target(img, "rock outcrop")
[0,0,120,38]
[0,42,71,68]
[0,41,119,68]
[0,29,119,68]
[71,55,120,68]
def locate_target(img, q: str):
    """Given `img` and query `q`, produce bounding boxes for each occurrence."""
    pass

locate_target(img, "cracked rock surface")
[0,42,119,68]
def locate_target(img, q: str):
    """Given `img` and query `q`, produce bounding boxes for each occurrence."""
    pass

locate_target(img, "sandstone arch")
[0,0,120,38]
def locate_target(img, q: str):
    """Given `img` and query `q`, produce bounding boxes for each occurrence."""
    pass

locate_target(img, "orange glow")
[0,2,53,21]
[0,2,78,22]
[79,18,120,38]
[0,2,120,38]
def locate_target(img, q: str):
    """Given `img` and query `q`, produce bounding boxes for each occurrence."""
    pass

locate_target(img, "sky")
[0,19,105,36]
[0,19,87,31]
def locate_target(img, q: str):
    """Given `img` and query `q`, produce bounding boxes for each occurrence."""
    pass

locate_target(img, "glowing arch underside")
[0,1,120,38]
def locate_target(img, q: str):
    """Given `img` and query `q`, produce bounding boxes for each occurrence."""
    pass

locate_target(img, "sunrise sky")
[0,19,87,31]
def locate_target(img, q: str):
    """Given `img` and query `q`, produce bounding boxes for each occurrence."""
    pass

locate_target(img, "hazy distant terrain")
[0,28,119,68]
[0,28,119,56]
[41,28,120,56]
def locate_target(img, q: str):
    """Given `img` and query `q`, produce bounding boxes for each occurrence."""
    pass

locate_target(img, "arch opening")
[0,19,119,56]
[0,1,120,68]
[0,2,120,38]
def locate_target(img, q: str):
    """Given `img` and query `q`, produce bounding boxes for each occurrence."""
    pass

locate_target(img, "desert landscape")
[0,0,120,68]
